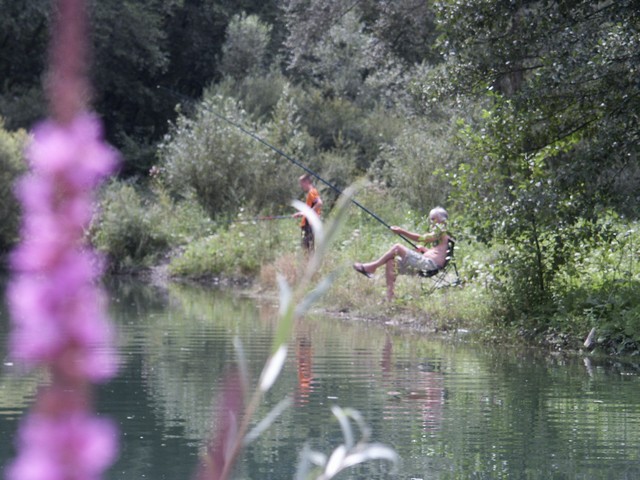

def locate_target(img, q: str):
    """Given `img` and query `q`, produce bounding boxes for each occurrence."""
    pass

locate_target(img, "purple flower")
[6,412,118,480]
[26,115,117,187]
[6,113,120,478]
[7,114,119,382]
[6,2,121,480]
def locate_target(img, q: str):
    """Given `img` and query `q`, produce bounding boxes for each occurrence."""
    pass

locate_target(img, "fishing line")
[230,215,292,224]
[157,86,418,249]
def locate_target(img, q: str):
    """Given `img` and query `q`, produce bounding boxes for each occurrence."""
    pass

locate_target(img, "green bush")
[159,91,314,219]
[158,94,257,218]
[92,182,174,270]
[550,221,640,353]
[0,120,28,255]
[295,89,403,174]
[231,69,287,121]
[375,113,461,211]
[169,219,297,279]
[248,85,315,214]
[298,90,365,153]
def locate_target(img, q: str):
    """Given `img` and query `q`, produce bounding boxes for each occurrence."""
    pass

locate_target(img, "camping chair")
[418,239,461,295]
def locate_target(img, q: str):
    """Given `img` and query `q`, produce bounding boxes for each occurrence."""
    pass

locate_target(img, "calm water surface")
[1,278,640,479]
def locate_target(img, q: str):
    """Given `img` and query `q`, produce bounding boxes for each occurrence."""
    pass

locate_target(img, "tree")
[426,0,640,315]
[428,0,639,213]
[0,0,49,129]
[361,0,440,65]
[219,12,273,80]
[282,0,441,75]
[0,0,285,177]
[307,10,378,101]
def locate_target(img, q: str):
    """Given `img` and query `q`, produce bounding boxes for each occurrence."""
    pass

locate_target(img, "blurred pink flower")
[7,114,119,382]
[6,2,121,480]
[26,115,117,186]
[6,412,118,480]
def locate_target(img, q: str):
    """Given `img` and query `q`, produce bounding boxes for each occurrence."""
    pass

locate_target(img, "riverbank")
[90,183,640,358]
[98,244,630,363]
[140,252,592,359]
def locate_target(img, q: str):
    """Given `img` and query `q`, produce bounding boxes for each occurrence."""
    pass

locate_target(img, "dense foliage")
[425,0,640,331]
[0,121,28,256]
[0,0,282,176]
[2,0,639,351]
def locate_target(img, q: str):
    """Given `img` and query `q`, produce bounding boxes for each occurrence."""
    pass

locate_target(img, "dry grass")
[258,251,305,290]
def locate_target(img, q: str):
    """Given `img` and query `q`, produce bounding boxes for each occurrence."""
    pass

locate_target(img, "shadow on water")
[2,276,640,479]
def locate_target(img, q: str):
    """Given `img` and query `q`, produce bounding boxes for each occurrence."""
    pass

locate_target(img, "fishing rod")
[230,214,292,224]
[157,86,419,250]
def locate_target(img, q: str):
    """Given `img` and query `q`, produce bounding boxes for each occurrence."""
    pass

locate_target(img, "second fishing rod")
[210,107,418,250]
[157,86,419,250]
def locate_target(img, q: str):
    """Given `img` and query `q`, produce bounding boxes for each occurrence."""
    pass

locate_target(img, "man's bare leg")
[385,259,397,300]
[360,244,409,274]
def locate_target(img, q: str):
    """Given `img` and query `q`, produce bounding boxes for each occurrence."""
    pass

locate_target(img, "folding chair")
[418,239,461,295]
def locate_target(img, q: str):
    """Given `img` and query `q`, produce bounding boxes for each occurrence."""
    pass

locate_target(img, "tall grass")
[189,186,399,479]
[169,217,299,280]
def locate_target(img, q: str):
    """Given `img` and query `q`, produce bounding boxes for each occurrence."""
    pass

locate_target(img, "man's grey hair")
[429,206,448,222]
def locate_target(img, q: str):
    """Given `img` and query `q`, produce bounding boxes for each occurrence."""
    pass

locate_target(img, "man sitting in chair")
[353,207,452,301]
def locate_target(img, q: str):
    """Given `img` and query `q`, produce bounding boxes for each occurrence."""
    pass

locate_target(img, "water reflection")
[1,278,640,479]
[295,333,314,407]
[379,333,445,441]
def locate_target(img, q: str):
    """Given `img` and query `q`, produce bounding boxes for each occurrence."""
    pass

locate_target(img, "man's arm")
[389,226,424,242]
[312,196,323,214]
[420,231,438,243]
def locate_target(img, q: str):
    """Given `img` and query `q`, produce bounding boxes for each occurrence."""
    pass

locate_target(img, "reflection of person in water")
[382,337,445,433]
[411,365,445,433]
[380,334,393,383]
[295,335,314,406]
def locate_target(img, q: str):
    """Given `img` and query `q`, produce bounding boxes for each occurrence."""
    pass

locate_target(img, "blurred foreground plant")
[195,187,398,479]
[5,1,119,479]
[295,406,399,480]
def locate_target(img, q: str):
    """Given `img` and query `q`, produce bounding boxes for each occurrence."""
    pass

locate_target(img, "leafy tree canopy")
[426,0,639,217]
[0,0,281,176]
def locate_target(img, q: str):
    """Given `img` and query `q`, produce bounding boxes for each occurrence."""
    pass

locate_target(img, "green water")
[1,278,640,479]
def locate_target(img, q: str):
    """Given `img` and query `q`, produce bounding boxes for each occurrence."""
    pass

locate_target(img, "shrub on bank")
[157,91,313,220]
[0,121,28,255]
[169,218,299,280]
[549,222,640,354]
[92,181,214,271]
[91,182,171,270]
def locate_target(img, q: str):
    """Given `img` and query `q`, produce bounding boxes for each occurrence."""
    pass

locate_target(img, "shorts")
[397,250,438,275]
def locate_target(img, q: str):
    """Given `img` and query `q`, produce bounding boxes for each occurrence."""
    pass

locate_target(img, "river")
[1,278,639,479]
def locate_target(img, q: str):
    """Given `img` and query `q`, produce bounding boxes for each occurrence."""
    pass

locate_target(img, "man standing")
[292,173,323,253]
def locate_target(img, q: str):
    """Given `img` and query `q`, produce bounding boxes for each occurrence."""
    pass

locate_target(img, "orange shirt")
[301,187,321,227]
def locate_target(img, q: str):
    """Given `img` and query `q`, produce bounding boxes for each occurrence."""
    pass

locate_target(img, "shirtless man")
[353,207,451,301]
